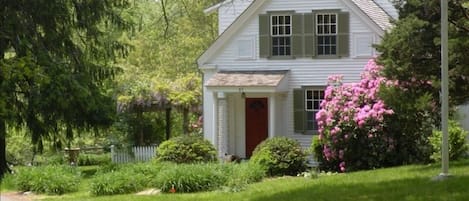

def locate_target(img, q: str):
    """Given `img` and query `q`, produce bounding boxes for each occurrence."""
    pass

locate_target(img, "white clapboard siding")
[219,0,254,34]
[110,145,157,164]
[290,134,314,151]
[456,104,469,141]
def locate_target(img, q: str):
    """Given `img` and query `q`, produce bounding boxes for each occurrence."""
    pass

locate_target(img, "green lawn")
[37,160,469,201]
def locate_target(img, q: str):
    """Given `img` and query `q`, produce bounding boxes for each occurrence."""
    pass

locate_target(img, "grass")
[35,160,469,201]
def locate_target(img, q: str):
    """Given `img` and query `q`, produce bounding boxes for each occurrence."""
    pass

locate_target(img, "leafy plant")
[429,121,469,161]
[250,137,307,176]
[14,165,80,195]
[90,170,147,196]
[155,163,226,193]
[90,162,165,196]
[155,135,217,163]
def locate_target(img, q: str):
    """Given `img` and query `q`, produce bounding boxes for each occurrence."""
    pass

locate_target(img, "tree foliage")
[377,0,469,105]
[113,0,218,139]
[0,0,132,178]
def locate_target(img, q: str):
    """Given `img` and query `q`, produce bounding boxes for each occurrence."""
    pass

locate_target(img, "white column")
[212,92,218,151]
[269,94,276,138]
[217,92,229,158]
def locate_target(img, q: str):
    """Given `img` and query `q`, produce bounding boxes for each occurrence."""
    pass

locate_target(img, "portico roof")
[205,70,289,92]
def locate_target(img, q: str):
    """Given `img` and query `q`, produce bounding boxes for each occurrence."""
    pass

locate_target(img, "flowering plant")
[315,59,396,172]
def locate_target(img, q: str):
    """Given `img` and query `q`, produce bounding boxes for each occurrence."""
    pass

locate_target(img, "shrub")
[429,121,469,161]
[250,137,307,176]
[14,165,80,195]
[155,163,226,193]
[315,59,434,172]
[156,135,217,163]
[90,162,166,196]
[78,153,111,166]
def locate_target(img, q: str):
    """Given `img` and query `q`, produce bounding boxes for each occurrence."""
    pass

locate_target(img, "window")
[271,15,291,56]
[305,89,324,131]
[316,13,337,56]
[293,88,324,134]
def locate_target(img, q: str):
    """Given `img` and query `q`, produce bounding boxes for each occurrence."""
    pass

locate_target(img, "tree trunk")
[182,107,189,135]
[0,119,9,180]
[165,107,171,140]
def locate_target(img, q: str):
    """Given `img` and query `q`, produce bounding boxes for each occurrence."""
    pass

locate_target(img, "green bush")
[90,162,166,196]
[250,137,307,176]
[14,165,80,195]
[155,163,226,193]
[78,153,111,166]
[156,135,217,163]
[429,121,469,161]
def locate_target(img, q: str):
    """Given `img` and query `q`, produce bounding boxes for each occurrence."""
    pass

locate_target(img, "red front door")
[245,98,268,158]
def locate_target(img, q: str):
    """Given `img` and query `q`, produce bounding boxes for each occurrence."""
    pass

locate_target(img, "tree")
[114,0,218,140]
[377,0,469,106]
[0,0,132,178]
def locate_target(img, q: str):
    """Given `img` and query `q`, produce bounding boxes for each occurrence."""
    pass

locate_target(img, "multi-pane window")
[316,13,337,55]
[305,89,324,131]
[271,15,291,56]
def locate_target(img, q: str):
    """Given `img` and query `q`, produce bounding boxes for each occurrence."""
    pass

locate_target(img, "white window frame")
[270,15,292,37]
[270,14,292,56]
[305,89,324,131]
[305,89,323,112]
[316,13,338,56]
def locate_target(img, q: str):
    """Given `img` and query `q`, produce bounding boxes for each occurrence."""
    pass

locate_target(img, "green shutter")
[303,13,315,57]
[259,14,270,58]
[338,12,349,57]
[291,13,303,57]
[293,89,305,133]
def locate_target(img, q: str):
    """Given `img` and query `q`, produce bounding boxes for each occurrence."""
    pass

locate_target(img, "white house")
[198,0,397,158]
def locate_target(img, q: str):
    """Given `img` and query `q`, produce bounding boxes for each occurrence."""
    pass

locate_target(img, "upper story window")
[316,13,337,56]
[271,15,292,56]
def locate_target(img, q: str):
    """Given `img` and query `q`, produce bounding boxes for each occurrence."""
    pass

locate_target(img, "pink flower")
[339,162,346,172]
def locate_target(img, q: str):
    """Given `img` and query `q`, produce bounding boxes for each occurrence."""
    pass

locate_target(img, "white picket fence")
[110,145,157,164]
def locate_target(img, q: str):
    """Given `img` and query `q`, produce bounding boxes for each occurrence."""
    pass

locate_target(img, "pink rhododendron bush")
[313,59,434,172]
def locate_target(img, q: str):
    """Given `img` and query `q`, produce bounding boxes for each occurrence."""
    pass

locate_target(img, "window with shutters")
[271,15,292,56]
[294,88,324,134]
[305,89,324,131]
[316,13,337,56]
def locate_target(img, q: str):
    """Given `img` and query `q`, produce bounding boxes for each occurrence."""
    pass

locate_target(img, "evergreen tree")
[0,0,132,178]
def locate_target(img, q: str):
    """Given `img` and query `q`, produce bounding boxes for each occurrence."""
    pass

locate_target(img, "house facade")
[198,0,396,158]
